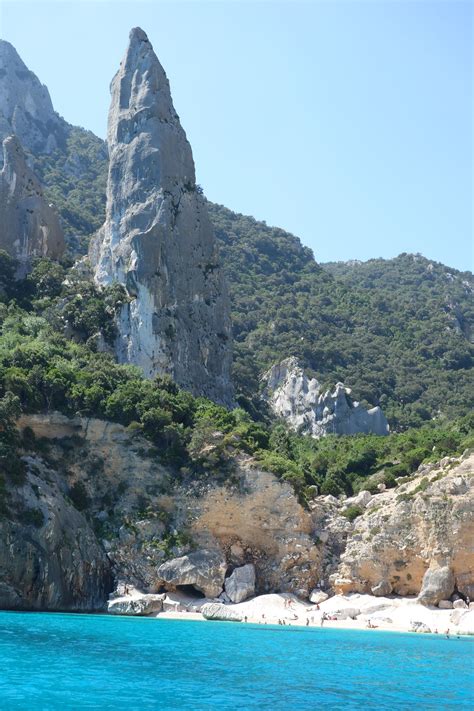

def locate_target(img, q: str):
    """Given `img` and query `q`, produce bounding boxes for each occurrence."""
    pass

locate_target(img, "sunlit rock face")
[0,39,66,156]
[0,135,64,264]
[90,28,232,405]
[262,357,389,438]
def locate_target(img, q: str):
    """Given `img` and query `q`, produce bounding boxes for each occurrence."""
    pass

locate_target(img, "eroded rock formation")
[90,28,232,404]
[0,135,64,263]
[262,357,389,438]
[0,455,111,611]
[0,39,66,155]
[319,454,474,600]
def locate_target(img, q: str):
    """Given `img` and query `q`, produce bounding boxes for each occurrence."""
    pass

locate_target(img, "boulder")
[438,600,453,609]
[332,607,360,620]
[224,564,256,603]
[453,599,467,610]
[309,590,329,604]
[157,549,227,598]
[371,580,392,597]
[201,602,243,622]
[410,621,431,634]
[418,566,455,606]
[108,594,164,616]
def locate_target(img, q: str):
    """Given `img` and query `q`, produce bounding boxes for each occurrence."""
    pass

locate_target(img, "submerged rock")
[157,549,227,598]
[224,564,256,603]
[0,135,64,265]
[262,357,388,438]
[90,27,232,405]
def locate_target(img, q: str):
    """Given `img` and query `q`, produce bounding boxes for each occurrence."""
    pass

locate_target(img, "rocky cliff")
[312,453,474,603]
[0,39,66,156]
[2,413,470,612]
[0,452,111,611]
[90,28,232,405]
[0,135,64,263]
[262,357,389,437]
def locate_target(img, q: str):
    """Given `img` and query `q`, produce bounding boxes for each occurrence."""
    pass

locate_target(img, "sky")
[0,0,472,271]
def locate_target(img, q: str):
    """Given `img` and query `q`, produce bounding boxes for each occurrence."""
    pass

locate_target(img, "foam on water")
[0,612,472,709]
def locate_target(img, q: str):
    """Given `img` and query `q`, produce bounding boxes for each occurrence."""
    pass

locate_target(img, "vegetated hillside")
[24,131,473,430]
[208,202,474,429]
[0,253,472,510]
[30,127,108,257]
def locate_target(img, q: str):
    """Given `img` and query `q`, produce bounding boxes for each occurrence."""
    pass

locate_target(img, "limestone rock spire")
[0,134,64,264]
[90,28,233,405]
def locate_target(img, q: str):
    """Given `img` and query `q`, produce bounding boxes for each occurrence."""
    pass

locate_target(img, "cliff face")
[5,413,471,613]
[312,453,474,601]
[90,28,232,405]
[0,135,64,263]
[0,40,66,156]
[262,357,389,437]
[0,453,111,611]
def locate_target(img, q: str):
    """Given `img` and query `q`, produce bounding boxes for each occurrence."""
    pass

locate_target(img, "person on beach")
[320,613,326,627]
[445,628,450,638]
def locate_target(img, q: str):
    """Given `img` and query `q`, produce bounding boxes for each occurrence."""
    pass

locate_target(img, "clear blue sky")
[1,0,472,271]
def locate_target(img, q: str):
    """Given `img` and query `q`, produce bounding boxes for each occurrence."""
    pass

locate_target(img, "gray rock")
[309,590,329,604]
[453,599,467,610]
[418,565,455,606]
[108,594,164,616]
[371,580,393,597]
[224,564,256,603]
[332,607,360,620]
[0,40,65,155]
[261,357,389,438]
[0,458,111,611]
[157,549,227,598]
[410,621,431,634]
[438,600,453,609]
[90,28,232,405]
[201,602,243,622]
[0,135,64,265]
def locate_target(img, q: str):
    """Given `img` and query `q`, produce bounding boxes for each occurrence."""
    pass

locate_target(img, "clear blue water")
[0,612,472,710]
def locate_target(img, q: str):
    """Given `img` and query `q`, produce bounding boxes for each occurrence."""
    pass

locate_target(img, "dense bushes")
[209,203,473,429]
[0,255,471,505]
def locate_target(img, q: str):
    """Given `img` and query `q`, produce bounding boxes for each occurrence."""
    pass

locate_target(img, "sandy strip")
[151,592,474,636]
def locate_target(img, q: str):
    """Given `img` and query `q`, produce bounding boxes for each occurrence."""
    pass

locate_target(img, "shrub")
[341,505,364,522]
[69,481,89,511]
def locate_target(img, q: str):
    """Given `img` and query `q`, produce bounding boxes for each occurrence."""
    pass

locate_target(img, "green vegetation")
[0,251,470,506]
[209,202,473,429]
[31,126,108,256]
[29,127,473,431]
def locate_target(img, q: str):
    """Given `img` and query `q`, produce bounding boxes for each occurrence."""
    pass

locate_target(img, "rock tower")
[90,28,232,405]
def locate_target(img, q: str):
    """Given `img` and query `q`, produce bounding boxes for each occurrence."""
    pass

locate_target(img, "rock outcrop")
[0,455,111,611]
[157,550,227,598]
[322,454,474,599]
[0,40,66,155]
[224,564,256,603]
[262,357,389,438]
[90,28,232,404]
[0,135,64,264]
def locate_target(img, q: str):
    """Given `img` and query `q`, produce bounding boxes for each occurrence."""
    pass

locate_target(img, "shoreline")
[109,591,474,637]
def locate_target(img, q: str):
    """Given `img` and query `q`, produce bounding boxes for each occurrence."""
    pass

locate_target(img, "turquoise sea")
[0,612,472,710]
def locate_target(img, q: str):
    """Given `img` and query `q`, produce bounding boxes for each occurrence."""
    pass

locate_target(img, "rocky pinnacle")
[90,28,232,405]
[0,135,64,264]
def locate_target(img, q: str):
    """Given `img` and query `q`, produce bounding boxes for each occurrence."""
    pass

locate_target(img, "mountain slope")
[0,39,472,429]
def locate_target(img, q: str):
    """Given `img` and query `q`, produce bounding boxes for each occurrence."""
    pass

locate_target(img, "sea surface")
[0,611,472,710]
